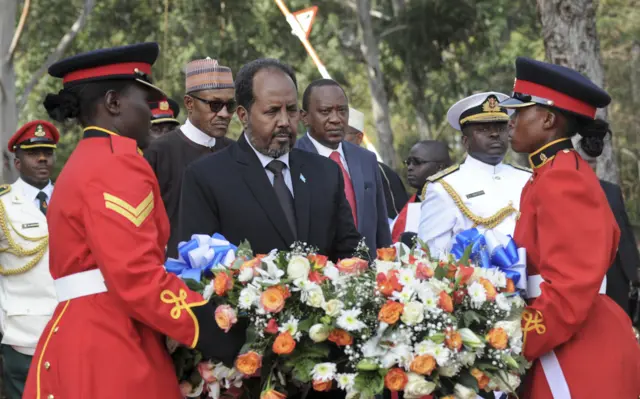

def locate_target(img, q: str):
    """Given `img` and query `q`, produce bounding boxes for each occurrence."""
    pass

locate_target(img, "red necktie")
[391,194,417,243]
[329,151,358,227]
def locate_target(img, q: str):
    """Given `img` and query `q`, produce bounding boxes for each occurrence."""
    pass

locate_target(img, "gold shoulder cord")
[0,200,48,276]
[438,180,518,229]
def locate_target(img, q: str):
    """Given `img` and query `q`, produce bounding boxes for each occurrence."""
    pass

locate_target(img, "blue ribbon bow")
[165,233,237,281]
[450,228,527,290]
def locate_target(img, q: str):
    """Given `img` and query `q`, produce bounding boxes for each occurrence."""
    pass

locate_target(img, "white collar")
[307,132,345,160]
[181,118,217,148]
[245,133,290,170]
[15,178,53,201]
[461,154,505,175]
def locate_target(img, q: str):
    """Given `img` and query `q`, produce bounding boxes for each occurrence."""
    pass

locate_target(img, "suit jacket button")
[44,361,51,370]
[48,395,54,399]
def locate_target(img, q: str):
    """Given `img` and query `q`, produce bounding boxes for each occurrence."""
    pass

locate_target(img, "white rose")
[309,324,331,342]
[400,301,424,325]
[323,299,344,317]
[238,267,255,283]
[287,255,311,280]
[453,383,477,399]
[306,287,325,308]
[403,373,436,399]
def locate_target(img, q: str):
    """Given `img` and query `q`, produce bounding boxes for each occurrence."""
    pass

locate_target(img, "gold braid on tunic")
[0,199,48,276]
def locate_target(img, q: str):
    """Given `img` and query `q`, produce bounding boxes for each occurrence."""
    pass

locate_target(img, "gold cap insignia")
[34,124,46,137]
[482,96,502,113]
[159,101,169,111]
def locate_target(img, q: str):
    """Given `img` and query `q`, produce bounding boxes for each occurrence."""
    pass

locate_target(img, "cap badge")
[482,96,501,113]
[159,101,169,111]
[34,124,46,137]
[540,153,548,162]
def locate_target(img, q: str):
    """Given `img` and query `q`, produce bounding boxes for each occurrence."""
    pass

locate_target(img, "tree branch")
[343,0,392,21]
[17,0,95,112]
[5,0,31,64]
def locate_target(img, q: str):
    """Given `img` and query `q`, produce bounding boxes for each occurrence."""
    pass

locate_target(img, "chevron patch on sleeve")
[103,191,154,227]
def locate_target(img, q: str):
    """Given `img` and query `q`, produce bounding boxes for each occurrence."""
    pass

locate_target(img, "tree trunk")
[17,0,96,112]
[0,0,18,184]
[536,0,618,183]
[355,0,397,168]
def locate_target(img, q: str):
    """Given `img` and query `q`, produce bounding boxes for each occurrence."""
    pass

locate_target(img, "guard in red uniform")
[149,97,181,139]
[501,57,640,398]
[22,43,245,399]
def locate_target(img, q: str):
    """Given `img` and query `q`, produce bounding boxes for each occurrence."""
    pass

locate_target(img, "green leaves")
[353,370,385,398]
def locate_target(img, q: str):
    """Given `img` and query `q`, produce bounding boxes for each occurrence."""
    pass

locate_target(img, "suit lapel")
[295,135,318,154]
[343,143,365,225]
[290,152,310,243]
[235,135,295,244]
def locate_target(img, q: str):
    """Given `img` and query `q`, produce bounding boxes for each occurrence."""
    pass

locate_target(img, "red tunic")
[23,128,211,399]
[516,144,640,398]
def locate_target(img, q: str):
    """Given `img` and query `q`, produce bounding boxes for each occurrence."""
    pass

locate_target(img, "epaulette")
[421,164,460,200]
[507,162,533,173]
[0,185,11,197]
[110,135,143,156]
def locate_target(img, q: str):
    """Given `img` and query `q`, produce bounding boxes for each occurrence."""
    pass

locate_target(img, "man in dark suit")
[178,59,361,262]
[295,79,392,258]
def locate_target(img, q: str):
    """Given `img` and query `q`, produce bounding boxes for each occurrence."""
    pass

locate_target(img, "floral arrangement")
[166,230,530,399]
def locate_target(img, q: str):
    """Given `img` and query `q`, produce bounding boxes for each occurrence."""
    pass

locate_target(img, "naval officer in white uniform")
[418,92,531,258]
[0,121,58,399]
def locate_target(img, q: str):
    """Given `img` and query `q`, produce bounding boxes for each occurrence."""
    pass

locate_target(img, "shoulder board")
[426,164,460,183]
[110,135,141,155]
[507,162,532,173]
[0,185,11,197]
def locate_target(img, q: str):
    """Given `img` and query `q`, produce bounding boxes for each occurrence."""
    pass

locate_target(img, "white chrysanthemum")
[439,361,462,377]
[510,295,526,308]
[428,278,451,294]
[238,287,259,309]
[414,340,451,366]
[392,286,415,303]
[468,281,487,308]
[311,362,337,382]
[337,308,367,331]
[398,269,417,287]
[458,350,477,367]
[495,293,512,312]
[420,288,439,311]
[336,373,356,391]
[279,317,300,339]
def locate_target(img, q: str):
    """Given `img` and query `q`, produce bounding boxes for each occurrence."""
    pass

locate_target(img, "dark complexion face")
[184,88,236,139]
[237,68,299,158]
[149,122,177,140]
[344,126,364,146]
[461,122,509,165]
[107,84,153,150]
[406,144,448,190]
[302,85,349,150]
[15,148,54,189]
[508,106,565,154]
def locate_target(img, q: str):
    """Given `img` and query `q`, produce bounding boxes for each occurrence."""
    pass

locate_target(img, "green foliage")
[353,370,385,398]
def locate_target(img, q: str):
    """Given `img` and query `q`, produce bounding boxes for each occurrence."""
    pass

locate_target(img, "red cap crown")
[9,120,60,153]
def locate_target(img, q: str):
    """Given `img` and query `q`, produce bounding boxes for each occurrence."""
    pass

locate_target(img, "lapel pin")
[300,174,306,183]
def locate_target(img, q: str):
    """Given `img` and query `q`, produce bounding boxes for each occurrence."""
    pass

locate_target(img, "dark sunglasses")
[189,94,237,113]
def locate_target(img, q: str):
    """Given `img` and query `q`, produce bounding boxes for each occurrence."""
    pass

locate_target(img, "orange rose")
[260,287,285,313]
[377,247,397,261]
[438,291,454,313]
[409,354,436,376]
[445,330,462,351]
[214,272,233,296]
[312,380,332,392]
[261,389,286,399]
[308,254,328,269]
[274,285,291,299]
[445,263,457,279]
[416,262,434,280]
[336,257,368,274]
[272,332,296,355]
[235,351,262,375]
[479,278,497,301]
[486,327,509,349]
[377,271,403,297]
[328,328,353,346]
[309,270,328,284]
[214,305,237,332]
[384,368,408,391]
[455,265,475,285]
[378,301,404,324]
[471,368,490,390]
[505,278,516,293]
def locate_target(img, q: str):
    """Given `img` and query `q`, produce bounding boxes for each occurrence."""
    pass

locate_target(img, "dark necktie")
[265,160,297,239]
[36,191,48,215]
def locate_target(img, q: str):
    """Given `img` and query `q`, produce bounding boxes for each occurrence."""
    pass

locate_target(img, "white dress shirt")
[418,155,531,258]
[306,133,350,176]
[181,119,217,148]
[246,135,294,196]
[18,178,54,210]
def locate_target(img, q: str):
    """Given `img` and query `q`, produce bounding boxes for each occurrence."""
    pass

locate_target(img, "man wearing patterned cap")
[148,97,181,139]
[417,92,531,257]
[145,57,236,257]
[0,121,58,399]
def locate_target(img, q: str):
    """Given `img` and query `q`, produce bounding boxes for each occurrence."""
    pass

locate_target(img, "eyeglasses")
[404,157,438,167]
[189,94,237,113]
